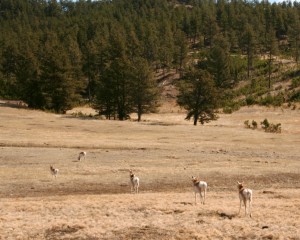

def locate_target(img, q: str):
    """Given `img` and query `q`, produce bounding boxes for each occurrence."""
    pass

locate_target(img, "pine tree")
[265,27,278,90]
[174,29,188,75]
[39,32,83,113]
[207,35,232,89]
[130,57,160,121]
[288,10,300,64]
[242,24,257,79]
[177,68,219,126]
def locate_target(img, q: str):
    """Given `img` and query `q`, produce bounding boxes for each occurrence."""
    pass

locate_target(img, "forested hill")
[0,0,300,120]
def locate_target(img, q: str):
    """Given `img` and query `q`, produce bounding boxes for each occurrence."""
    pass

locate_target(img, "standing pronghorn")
[192,176,207,205]
[237,181,253,217]
[78,151,87,161]
[50,165,59,178]
[129,170,139,194]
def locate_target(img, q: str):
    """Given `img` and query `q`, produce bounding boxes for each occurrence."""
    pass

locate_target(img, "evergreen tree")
[158,20,174,74]
[265,27,278,90]
[174,29,188,75]
[241,24,257,79]
[177,68,219,126]
[39,33,83,113]
[207,36,232,89]
[1,44,19,98]
[130,57,160,121]
[288,10,300,64]
[1,0,300,114]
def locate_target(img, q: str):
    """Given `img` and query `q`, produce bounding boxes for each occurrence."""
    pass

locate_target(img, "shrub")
[71,111,94,118]
[291,77,300,89]
[244,120,258,129]
[223,106,233,114]
[246,96,257,105]
[261,119,270,130]
[223,102,241,114]
[261,118,281,133]
[244,120,251,128]
[259,93,285,106]
[289,90,300,102]
[252,120,258,129]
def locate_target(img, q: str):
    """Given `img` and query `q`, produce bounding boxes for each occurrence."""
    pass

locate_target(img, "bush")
[244,120,257,129]
[291,77,300,89]
[252,120,258,129]
[223,106,233,114]
[289,90,300,102]
[246,96,257,105]
[223,102,241,114]
[259,93,285,106]
[71,111,94,118]
[260,118,281,133]
[244,120,251,128]
[261,118,270,130]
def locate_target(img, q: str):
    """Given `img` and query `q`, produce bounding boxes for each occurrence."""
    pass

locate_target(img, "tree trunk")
[268,51,272,90]
[137,104,142,122]
[193,113,198,126]
[247,47,250,79]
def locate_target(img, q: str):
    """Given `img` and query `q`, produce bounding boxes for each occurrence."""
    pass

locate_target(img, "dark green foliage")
[289,90,300,102]
[244,120,257,129]
[39,43,83,113]
[291,77,300,89]
[130,57,160,121]
[245,119,280,133]
[94,56,160,121]
[177,68,219,125]
[245,96,257,106]
[259,93,285,107]
[207,36,232,89]
[1,0,300,115]
[261,119,281,133]
[252,120,258,129]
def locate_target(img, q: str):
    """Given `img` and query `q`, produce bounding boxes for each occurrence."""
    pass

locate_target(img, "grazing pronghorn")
[78,151,87,161]
[237,181,253,217]
[192,176,207,205]
[129,170,140,194]
[50,165,59,178]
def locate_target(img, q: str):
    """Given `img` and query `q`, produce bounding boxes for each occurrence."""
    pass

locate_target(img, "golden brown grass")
[0,102,299,239]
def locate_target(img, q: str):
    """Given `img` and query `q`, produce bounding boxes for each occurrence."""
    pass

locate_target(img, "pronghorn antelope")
[50,165,59,178]
[78,151,87,161]
[237,181,253,217]
[129,170,139,194]
[192,176,207,205]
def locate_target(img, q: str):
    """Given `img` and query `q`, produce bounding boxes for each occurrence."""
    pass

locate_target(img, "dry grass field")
[0,101,299,239]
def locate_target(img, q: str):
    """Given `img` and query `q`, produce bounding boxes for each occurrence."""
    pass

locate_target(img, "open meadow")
[0,101,299,239]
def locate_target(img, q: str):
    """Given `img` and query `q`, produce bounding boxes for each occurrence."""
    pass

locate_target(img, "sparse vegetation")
[71,111,94,118]
[259,93,286,107]
[291,77,300,89]
[244,120,251,129]
[252,120,258,129]
[244,119,281,133]
[261,119,282,133]
[244,120,258,129]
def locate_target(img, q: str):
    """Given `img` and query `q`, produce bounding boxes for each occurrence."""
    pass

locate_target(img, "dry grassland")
[0,101,299,239]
